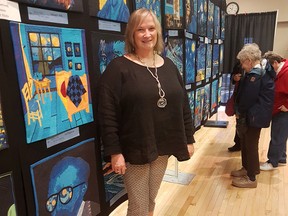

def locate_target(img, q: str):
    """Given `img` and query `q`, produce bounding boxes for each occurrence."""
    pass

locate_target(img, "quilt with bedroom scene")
[10,22,93,143]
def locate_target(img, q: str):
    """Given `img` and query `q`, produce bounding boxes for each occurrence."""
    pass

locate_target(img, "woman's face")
[233,73,242,82]
[134,14,157,53]
[241,59,253,73]
[272,60,280,71]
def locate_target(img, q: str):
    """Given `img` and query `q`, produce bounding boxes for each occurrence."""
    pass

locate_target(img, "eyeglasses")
[45,182,85,213]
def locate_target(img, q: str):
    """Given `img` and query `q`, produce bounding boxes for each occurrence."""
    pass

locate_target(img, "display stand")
[163,158,195,185]
[204,112,228,128]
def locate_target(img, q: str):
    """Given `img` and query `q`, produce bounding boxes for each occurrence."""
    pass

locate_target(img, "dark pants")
[234,129,241,147]
[268,112,288,167]
[236,118,261,180]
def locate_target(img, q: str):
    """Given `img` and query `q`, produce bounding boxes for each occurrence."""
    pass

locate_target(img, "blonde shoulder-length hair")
[125,8,164,54]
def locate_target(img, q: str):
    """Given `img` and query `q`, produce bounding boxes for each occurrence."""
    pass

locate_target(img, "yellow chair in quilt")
[21,82,43,127]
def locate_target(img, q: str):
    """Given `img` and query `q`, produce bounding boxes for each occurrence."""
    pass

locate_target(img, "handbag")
[225,94,235,116]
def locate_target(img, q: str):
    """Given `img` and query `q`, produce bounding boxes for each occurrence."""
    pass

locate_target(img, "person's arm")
[97,59,126,173]
[279,65,288,110]
[98,83,122,155]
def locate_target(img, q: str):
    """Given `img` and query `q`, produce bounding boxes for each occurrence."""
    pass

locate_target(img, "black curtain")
[224,11,277,74]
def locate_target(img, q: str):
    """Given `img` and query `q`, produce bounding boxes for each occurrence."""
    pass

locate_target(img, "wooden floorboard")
[109,107,288,216]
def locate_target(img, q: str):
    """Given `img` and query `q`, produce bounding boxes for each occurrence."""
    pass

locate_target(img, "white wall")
[274,22,288,58]
[226,0,288,58]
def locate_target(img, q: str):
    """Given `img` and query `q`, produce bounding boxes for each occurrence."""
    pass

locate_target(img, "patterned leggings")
[124,156,169,216]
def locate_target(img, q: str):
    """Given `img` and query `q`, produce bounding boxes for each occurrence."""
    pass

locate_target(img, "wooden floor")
[109,107,288,216]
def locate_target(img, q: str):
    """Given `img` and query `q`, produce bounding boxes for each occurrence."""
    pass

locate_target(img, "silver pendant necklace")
[136,54,167,108]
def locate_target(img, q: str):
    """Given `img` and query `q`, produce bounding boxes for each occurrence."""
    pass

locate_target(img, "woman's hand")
[278,105,288,112]
[111,154,127,175]
[187,144,194,158]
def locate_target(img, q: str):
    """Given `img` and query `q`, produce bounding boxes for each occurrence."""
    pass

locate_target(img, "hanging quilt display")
[0,173,17,216]
[9,0,84,12]
[0,92,8,151]
[91,31,125,74]
[30,138,100,216]
[164,37,184,78]
[185,38,196,84]
[10,22,94,143]
[134,0,161,22]
[89,0,131,23]
[164,0,184,29]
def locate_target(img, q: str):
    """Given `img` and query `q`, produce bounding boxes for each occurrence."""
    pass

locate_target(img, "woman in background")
[230,43,274,188]
[227,60,243,152]
[260,51,288,170]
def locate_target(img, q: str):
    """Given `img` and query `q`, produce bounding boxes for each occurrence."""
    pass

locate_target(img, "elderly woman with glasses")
[230,43,274,188]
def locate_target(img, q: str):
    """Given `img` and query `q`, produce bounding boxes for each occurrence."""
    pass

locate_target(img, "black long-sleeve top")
[97,56,195,165]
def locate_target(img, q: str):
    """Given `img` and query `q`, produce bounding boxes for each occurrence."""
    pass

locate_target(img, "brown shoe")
[232,175,257,188]
[231,167,247,177]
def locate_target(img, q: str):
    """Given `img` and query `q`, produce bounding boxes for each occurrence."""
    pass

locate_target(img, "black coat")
[236,66,275,128]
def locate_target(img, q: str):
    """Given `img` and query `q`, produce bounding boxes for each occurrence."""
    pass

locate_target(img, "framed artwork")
[187,90,195,125]
[68,60,73,69]
[164,37,184,78]
[10,22,94,143]
[207,0,214,39]
[0,173,16,216]
[196,42,206,82]
[197,0,207,36]
[65,42,73,57]
[91,32,125,74]
[0,92,8,151]
[30,138,100,216]
[194,87,204,128]
[202,83,210,122]
[74,43,81,57]
[185,38,196,84]
[206,44,212,79]
[101,146,126,206]
[164,0,184,29]
[211,79,218,112]
[212,44,219,76]
[9,0,83,12]
[75,62,82,70]
[89,0,131,23]
[186,0,197,34]
[214,5,220,39]
[220,73,232,104]
[221,10,225,40]
[134,0,161,22]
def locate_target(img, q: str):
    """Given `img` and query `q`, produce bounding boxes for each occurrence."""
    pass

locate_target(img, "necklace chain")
[135,54,167,108]
[136,54,166,99]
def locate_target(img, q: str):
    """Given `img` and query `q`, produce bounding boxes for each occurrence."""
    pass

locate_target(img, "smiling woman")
[97,8,196,216]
